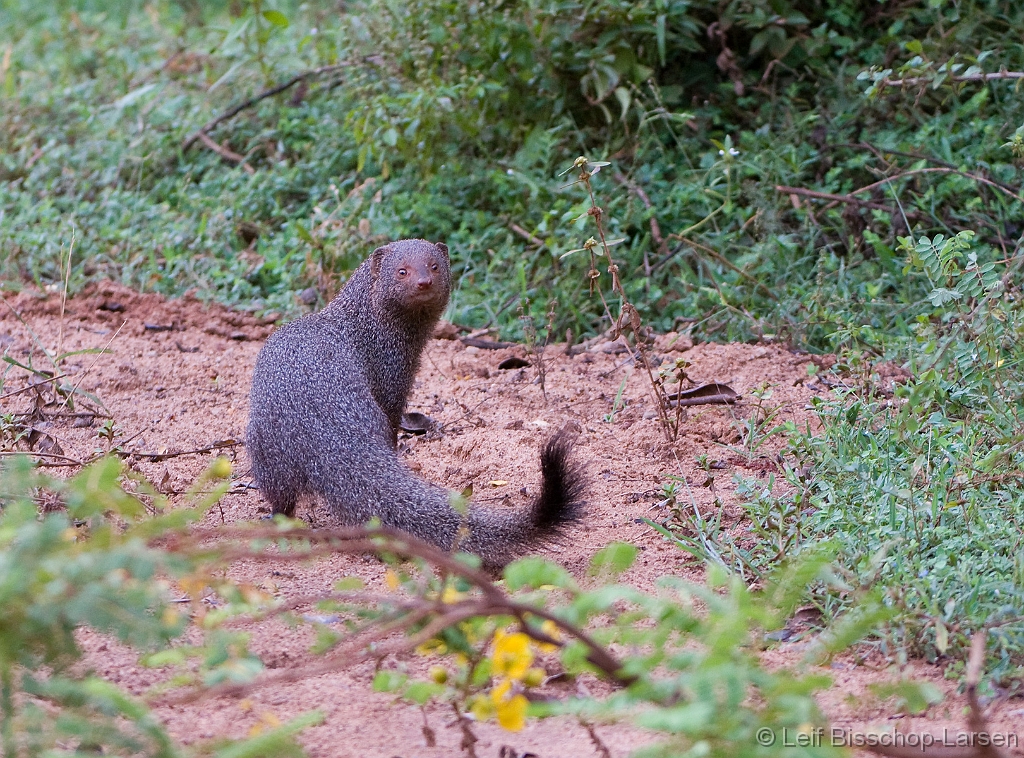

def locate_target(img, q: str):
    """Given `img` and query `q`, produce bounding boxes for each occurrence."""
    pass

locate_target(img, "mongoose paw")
[399,411,435,435]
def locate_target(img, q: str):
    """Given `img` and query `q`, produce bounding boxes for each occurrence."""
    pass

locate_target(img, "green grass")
[2,0,1023,343]
[661,232,1024,679]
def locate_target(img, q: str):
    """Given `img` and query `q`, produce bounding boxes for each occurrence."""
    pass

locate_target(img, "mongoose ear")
[370,246,389,279]
[434,242,449,261]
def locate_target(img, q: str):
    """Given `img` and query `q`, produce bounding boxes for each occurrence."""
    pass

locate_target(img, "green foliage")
[370,548,875,756]
[1,0,1022,344]
[661,230,1024,678]
[587,541,639,579]
[0,455,317,757]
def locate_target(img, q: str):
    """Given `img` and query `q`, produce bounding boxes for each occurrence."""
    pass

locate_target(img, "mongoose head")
[370,239,451,316]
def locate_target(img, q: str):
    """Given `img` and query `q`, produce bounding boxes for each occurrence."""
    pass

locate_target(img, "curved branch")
[182,61,355,150]
[153,525,634,706]
[879,70,1024,89]
[851,167,1024,206]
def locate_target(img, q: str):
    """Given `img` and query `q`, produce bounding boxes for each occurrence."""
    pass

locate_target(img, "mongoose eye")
[398,268,408,277]
[430,263,438,271]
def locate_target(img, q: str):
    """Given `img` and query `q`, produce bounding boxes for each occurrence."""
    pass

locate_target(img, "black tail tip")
[534,427,587,532]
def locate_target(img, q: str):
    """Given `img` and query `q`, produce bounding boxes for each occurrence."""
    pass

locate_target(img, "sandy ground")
[1,281,1021,757]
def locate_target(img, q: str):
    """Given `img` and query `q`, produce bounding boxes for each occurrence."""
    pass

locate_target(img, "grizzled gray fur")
[246,239,584,569]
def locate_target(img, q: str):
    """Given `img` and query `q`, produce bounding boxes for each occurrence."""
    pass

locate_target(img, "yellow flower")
[537,620,562,653]
[415,638,447,656]
[246,711,281,737]
[441,585,465,604]
[384,569,400,591]
[179,573,208,599]
[522,668,545,688]
[491,679,528,732]
[492,630,533,680]
[209,456,232,479]
[469,694,495,721]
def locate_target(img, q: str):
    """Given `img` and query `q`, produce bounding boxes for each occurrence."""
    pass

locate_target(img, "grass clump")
[661,230,1024,677]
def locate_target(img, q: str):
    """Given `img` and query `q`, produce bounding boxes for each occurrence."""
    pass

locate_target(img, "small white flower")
[729,147,740,156]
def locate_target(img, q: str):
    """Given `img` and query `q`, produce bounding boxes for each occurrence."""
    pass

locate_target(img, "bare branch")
[848,168,1024,206]
[132,438,241,462]
[613,172,669,273]
[860,631,1010,758]
[182,61,355,150]
[153,525,635,707]
[508,223,545,248]
[878,70,1024,89]
[775,185,895,212]
[195,132,255,174]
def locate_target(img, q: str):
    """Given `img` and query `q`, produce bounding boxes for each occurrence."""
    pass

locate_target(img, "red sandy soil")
[0,282,1021,757]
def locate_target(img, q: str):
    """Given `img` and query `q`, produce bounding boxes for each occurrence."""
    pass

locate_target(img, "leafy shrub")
[197,527,888,757]
[0,451,900,755]
[2,0,1023,345]
[0,454,320,756]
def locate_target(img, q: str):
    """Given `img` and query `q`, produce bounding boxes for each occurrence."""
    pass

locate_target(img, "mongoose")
[246,239,584,569]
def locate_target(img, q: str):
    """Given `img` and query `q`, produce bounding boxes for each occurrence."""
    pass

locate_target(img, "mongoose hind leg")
[267,491,297,518]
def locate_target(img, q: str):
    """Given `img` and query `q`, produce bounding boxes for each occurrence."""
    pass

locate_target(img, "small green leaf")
[614,87,630,119]
[450,489,469,516]
[372,670,407,692]
[403,680,440,705]
[471,658,492,687]
[588,542,638,578]
[214,712,324,758]
[504,557,576,590]
[867,681,943,714]
[261,10,289,27]
[140,650,187,667]
[636,701,715,733]
[935,620,949,653]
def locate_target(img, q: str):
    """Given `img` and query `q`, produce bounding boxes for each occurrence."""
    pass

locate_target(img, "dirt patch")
[1,283,1020,757]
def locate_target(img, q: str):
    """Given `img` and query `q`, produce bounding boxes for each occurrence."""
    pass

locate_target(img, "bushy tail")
[461,430,586,569]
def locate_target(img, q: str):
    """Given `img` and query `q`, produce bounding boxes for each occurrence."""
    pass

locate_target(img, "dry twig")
[182,61,355,150]
[0,374,70,402]
[877,70,1024,90]
[860,631,1010,758]
[153,525,633,707]
[195,132,255,174]
[508,223,545,248]
[132,438,241,462]
[613,172,669,275]
[666,235,775,299]
[775,185,895,212]
[850,167,1024,206]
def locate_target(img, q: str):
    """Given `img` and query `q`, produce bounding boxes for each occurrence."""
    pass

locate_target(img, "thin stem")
[577,163,676,440]
[1,666,15,758]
